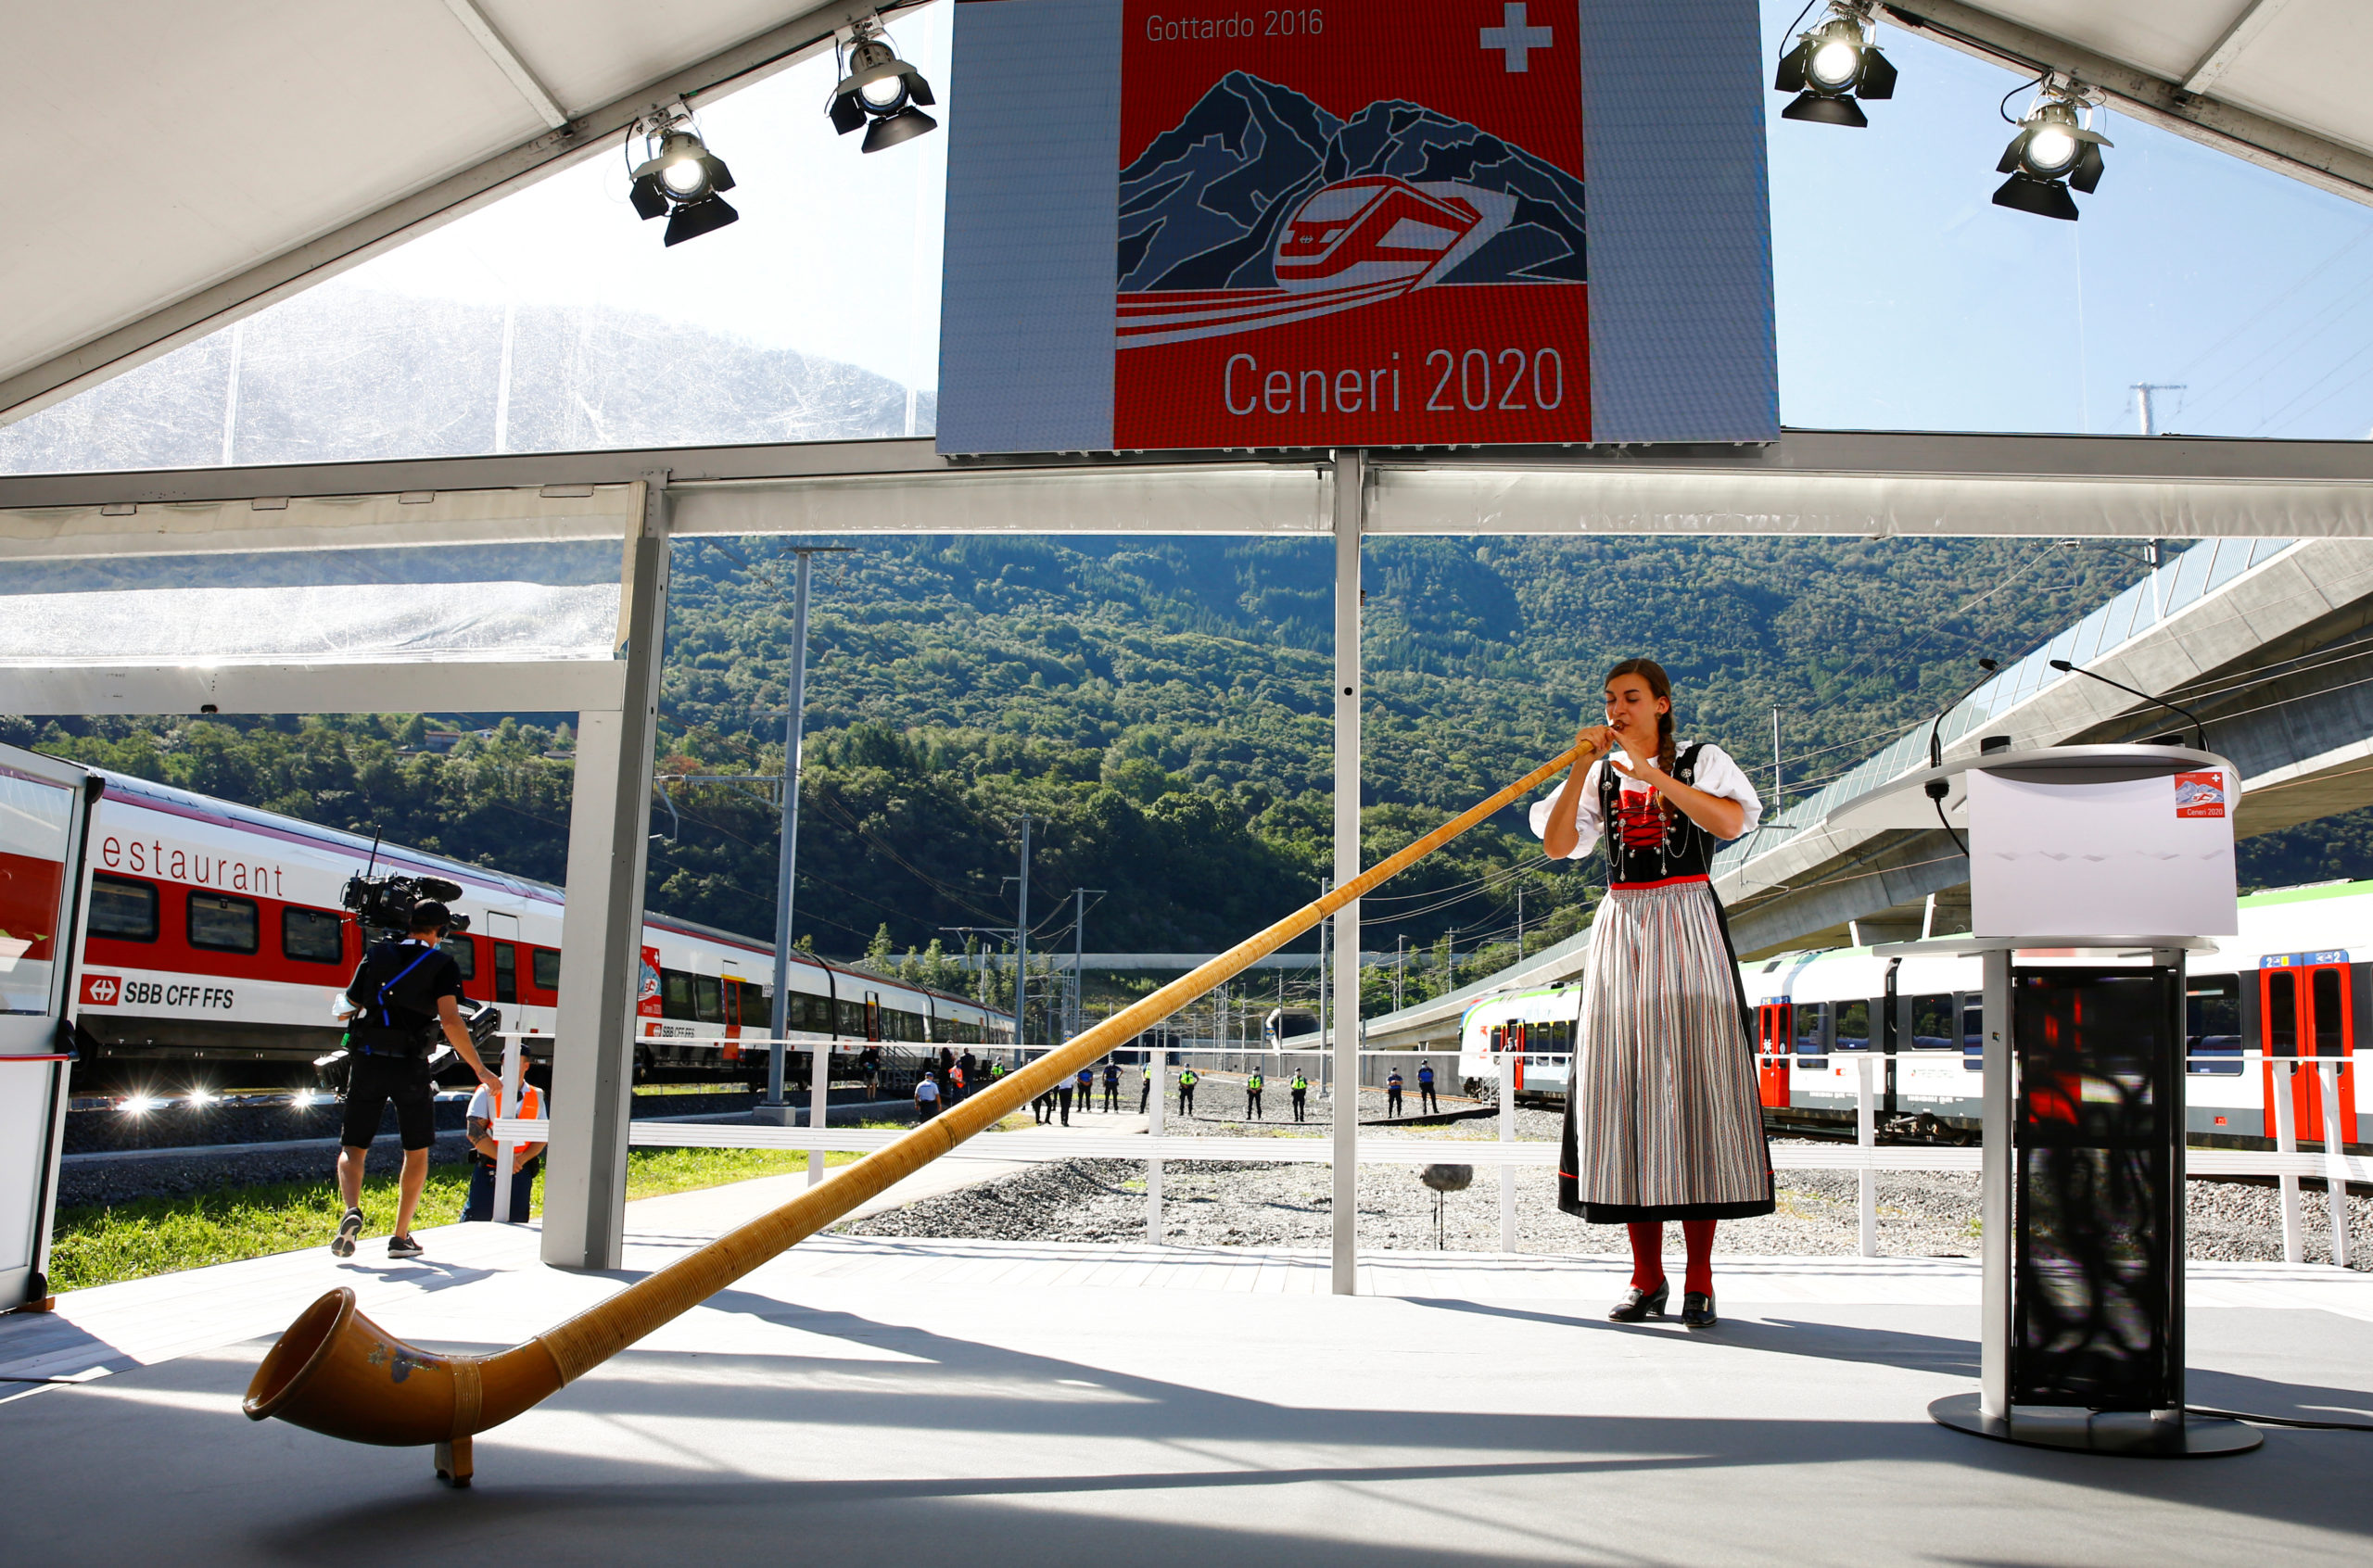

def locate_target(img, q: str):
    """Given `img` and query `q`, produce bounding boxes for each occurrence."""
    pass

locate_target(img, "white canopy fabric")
[4,2,2369,432]
[0,0,893,424]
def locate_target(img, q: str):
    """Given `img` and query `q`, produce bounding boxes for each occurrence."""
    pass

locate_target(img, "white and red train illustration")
[62,767,1009,1090]
[1460,879,2373,1151]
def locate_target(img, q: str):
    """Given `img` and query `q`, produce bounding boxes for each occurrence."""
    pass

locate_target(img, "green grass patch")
[50,1142,871,1295]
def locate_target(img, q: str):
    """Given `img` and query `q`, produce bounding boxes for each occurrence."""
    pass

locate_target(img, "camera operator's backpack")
[346,941,450,1051]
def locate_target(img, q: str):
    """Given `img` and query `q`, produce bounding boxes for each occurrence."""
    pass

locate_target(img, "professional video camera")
[341,871,472,938]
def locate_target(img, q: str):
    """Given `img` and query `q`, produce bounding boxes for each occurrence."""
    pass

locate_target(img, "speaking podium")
[1841,741,2260,1457]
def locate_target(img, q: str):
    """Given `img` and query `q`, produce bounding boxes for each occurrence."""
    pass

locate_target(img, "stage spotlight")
[627,101,739,247]
[1774,2,1895,128]
[829,15,938,153]
[1993,77,2109,221]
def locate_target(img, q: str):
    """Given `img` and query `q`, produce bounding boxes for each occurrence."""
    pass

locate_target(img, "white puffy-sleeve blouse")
[1527,741,1765,861]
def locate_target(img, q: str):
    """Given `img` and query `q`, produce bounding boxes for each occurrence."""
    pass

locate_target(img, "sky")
[20,0,2373,446]
[352,4,954,398]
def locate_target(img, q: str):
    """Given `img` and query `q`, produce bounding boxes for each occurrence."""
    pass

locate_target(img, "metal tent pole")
[766,551,812,1116]
[1331,449,1364,1296]
[543,475,670,1271]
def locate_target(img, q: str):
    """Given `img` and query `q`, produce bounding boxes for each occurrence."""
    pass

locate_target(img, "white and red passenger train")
[63,767,1008,1090]
[1459,879,2373,1151]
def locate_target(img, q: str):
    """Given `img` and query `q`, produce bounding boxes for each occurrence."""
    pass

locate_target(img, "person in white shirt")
[1530,658,1772,1333]
[914,1071,942,1120]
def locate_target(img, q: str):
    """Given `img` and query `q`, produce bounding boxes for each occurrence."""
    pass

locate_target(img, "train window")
[1907,993,1955,1048]
[661,968,696,1021]
[2188,975,2241,1076]
[891,1008,923,1042]
[693,975,725,1025]
[532,948,560,991]
[838,999,865,1035]
[438,935,475,980]
[1834,998,1871,1050]
[1962,1005,1985,1072]
[187,892,259,954]
[1793,1001,1829,1062]
[281,907,345,964]
[89,874,158,941]
[2265,971,2299,1057]
[2313,967,2343,1056]
[493,942,518,1005]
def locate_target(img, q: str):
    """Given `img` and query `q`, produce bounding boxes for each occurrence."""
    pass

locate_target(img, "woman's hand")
[1605,714,1662,779]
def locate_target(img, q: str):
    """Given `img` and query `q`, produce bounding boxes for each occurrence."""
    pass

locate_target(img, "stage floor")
[6,1174,2372,1565]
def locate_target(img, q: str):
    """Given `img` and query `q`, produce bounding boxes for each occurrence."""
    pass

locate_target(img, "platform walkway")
[6,1172,2372,1565]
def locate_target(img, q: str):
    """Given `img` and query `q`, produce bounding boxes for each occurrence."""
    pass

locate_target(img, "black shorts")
[341,1053,438,1151]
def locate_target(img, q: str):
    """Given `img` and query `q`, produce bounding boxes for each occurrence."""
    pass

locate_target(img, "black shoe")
[1608,1281,1669,1321]
[1681,1292,1718,1330]
[387,1233,425,1259]
[330,1208,362,1258]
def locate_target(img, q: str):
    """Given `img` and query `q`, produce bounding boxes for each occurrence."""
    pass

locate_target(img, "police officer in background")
[1244,1068,1264,1120]
[1290,1069,1310,1122]
[1101,1058,1121,1112]
[331,901,496,1260]
[1177,1064,1199,1117]
[1417,1058,1440,1115]
[1387,1067,1405,1118]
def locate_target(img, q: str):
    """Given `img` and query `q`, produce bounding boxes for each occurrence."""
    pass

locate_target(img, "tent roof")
[4,1,2368,430]
[0,0,891,422]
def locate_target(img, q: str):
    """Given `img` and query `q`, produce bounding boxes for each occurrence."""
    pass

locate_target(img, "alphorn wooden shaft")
[244,742,1586,1482]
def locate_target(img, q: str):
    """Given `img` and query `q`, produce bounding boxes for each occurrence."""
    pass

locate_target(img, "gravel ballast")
[839,1082,2373,1269]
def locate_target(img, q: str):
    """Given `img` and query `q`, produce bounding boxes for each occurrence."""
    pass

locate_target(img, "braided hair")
[1604,658,1679,819]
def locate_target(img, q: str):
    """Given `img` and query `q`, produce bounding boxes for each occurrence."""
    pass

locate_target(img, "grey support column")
[1331,449,1364,1296]
[1980,945,2011,1421]
[543,476,671,1271]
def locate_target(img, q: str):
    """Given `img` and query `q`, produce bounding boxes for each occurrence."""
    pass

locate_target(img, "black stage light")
[1774,2,1895,128]
[830,16,938,153]
[627,105,739,247]
[1992,82,2109,221]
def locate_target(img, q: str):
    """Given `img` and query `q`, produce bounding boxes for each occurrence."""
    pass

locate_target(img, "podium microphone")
[2047,659,2208,750]
[1923,657,1999,858]
[1926,657,2001,770]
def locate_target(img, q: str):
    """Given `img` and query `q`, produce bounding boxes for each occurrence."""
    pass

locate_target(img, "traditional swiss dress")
[1529,742,1774,1222]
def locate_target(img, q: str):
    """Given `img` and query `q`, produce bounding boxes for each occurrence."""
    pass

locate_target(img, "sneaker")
[330,1208,362,1258]
[387,1233,425,1259]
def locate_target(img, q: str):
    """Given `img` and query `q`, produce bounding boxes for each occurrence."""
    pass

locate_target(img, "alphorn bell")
[245,743,1587,1484]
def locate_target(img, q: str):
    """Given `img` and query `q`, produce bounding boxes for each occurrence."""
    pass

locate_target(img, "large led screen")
[940,0,1776,453]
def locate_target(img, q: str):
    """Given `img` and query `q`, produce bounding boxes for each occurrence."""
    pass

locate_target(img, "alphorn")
[244,742,1585,1484]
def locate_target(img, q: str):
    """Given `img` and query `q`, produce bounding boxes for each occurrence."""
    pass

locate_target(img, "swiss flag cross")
[81,973,121,1006]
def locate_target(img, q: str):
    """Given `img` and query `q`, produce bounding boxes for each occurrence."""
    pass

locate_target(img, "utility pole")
[1013,814,1032,1055]
[759,545,851,1155]
[2131,382,2186,436]
[1395,934,1406,1011]
[1771,705,1783,816]
[1516,883,1526,960]
[1069,887,1103,1043]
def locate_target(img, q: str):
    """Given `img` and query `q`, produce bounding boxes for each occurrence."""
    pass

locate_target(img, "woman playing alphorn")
[1531,659,1773,1330]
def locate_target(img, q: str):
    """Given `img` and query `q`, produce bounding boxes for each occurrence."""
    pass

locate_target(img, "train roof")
[90,765,1005,1018]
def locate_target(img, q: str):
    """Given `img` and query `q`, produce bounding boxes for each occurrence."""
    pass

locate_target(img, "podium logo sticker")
[81,973,121,1006]
[2175,771,2227,818]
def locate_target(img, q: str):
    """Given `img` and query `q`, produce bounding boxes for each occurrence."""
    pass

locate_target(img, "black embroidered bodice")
[1599,741,1718,886]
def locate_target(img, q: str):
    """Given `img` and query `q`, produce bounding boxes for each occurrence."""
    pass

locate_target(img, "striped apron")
[1556,874,1775,1223]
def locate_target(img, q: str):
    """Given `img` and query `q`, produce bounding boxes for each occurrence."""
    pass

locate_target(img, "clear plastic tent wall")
[0,538,623,666]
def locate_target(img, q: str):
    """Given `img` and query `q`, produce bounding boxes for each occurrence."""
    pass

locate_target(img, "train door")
[0,750,95,1309]
[2261,963,2357,1145]
[1756,1003,1792,1107]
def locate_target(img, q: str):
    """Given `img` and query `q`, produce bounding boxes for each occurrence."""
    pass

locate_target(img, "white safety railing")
[487,1043,2366,1258]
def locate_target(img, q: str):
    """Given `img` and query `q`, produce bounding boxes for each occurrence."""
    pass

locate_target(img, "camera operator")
[329,900,498,1260]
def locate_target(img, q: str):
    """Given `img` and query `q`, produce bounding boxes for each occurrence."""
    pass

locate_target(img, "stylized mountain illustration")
[1118,71,1586,296]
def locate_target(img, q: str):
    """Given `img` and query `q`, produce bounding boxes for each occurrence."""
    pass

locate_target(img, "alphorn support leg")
[435,1435,473,1487]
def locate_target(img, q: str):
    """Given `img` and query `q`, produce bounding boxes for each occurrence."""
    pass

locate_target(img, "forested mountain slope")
[14,532,2357,1000]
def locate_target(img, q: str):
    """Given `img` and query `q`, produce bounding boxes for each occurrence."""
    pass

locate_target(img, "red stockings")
[1625,1220,1719,1296]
